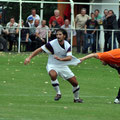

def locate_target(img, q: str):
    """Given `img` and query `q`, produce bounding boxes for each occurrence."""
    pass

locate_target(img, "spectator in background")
[61,19,76,43]
[36,20,50,48]
[0,13,2,23]
[27,9,40,24]
[49,20,60,41]
[94,9,102,23]
[49,9,64,28]
[6,17,18,51]
[75,8,89,53]
[16,19,31,51]
[94,9,102,51]
[29,19,40,50]
[83,13,98,53]
[26,16,34,28]
[102,9,109,51]
[102,9,108,21]
[0,22,7,52]
[117,15,120,46]
[29,19,40,41]
[103,10,117,51]
[25,16,34,39]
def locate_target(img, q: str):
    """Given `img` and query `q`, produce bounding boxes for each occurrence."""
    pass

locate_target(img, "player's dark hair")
[56,28,68,40]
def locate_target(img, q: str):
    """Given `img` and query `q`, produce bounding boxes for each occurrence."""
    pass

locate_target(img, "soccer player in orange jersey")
[80,49,120,104]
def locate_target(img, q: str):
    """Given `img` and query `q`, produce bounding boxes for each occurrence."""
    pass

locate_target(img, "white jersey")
[41,39,81,66]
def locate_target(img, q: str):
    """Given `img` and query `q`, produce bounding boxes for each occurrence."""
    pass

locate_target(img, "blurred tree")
[0,0,57,25]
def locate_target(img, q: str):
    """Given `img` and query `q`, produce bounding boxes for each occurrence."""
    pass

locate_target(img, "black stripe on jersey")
[45,43,54,54]
[67,46,71,53]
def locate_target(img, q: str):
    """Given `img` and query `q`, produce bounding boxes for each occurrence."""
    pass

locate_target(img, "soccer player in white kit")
[24,29,83,103]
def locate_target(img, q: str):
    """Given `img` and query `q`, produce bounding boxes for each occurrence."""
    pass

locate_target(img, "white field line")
[0,93,114,98]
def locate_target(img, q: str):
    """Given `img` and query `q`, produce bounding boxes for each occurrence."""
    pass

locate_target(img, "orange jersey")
[97,49,120,66]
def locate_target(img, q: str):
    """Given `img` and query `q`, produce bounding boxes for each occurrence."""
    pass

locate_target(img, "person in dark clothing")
[0,23,8,52]
[83,13,98,53]
[16,20,31,51]
[49,20,60,41]
[103,10,118,51]
[117,17,120,45]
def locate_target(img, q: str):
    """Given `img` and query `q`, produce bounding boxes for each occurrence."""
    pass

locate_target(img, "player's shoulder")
[48,39,58,45]
[64,40,71,50]
[64,40,70,46]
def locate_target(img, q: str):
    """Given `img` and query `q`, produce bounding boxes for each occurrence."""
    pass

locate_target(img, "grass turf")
[0,52,120,120]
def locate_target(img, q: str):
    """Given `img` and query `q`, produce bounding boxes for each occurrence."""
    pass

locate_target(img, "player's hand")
[24,57,31,65]
[54,55,62,61]
[79,58,85,62]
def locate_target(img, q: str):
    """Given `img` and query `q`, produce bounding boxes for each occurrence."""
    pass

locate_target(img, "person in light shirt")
[27,9,41,24]
[35,20,50,48]
[75,8,89,53]
[6,17,18,51]
[61,19,76,43]
[24,28,83,103]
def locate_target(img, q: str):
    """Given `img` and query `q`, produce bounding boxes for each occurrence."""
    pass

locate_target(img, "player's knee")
[72,82,78,87]
[49,70,57,81]
[68,76,78,87]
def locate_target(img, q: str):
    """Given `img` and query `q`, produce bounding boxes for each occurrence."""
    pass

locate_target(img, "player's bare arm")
[54,55,72,61]
[24,47,43,65]
[80,53,98,62]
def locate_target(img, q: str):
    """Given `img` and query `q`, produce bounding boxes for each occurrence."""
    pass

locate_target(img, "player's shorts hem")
[46,64,74,80]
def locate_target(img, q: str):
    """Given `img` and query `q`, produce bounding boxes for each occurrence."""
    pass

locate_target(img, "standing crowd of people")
[75,8,119,53]
[0,8,119,53]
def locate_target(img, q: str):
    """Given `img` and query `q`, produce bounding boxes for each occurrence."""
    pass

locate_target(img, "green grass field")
[0,52,120,120]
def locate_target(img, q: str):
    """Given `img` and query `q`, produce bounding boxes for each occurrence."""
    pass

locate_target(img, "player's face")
[56,31,65,42]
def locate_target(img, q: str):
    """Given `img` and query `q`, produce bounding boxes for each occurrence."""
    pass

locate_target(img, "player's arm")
[24,47,43,65]
[54,55,72,61]
[80,53,98,62]
[54,45,72,61]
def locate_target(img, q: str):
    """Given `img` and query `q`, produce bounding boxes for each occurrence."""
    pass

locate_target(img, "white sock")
[73,85,80,100]
[51,79,61,95]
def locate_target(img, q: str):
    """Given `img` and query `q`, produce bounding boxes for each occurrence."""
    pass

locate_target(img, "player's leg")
[114,87,120,104]
[59,66,83,103]
[49,70,61,101]
[68,76,83,103]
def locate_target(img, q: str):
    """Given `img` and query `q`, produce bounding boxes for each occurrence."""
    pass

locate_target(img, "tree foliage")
[0,1,57,25]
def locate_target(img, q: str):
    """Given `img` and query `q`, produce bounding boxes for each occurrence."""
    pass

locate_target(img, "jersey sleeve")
[41,42,54,54]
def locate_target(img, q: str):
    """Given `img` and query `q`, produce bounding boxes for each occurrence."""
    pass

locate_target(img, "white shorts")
[46,64,74,80]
